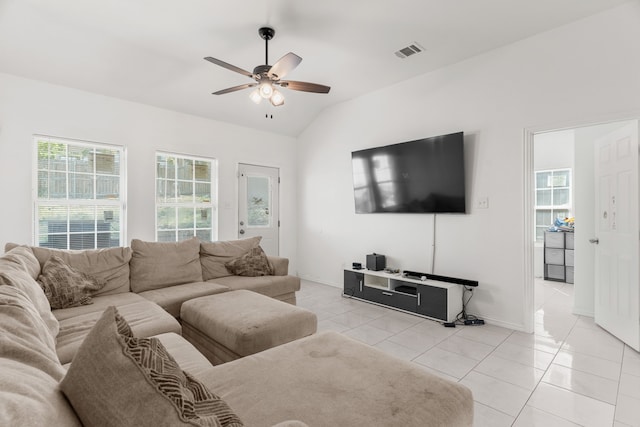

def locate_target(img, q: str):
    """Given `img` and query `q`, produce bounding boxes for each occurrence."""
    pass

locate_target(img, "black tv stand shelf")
[343,269,465,323]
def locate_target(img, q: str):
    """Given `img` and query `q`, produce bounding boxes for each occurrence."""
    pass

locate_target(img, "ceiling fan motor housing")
[253,64,272,78]
[258,27,275,41]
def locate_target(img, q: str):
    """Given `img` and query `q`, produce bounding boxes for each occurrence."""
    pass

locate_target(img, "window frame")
[534,168,572,242]
[33,135,127,249]
[155,151,217,242]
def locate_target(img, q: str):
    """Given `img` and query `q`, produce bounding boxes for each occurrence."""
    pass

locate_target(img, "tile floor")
[296,278,640,427]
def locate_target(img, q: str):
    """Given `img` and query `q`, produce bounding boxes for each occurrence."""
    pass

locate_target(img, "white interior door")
[594,121,640,351]
[238,164,279,256]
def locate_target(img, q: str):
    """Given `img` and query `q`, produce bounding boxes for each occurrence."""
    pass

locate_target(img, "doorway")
[526,119,639,348]
[237,163,280,256]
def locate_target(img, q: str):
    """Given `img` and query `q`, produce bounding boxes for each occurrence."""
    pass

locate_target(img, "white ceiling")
[0,0,630,137]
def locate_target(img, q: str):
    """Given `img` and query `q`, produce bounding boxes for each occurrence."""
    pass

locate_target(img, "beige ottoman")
[180,290,317,365]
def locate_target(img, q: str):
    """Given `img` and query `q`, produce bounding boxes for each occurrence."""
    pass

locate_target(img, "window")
[35,136,125,249]
[156,153,216,242]
[535,168,571,242]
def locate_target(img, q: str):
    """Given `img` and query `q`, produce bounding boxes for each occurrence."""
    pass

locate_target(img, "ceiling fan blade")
[278,80,331,94]
[267,52,302,80]
[204,57,254,78]
[212,83,257,95]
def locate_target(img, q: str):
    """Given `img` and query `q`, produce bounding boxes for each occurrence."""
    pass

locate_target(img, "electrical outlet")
[477,197,489,209]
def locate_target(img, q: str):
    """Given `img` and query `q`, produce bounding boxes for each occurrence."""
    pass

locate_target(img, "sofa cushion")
[60,307,244,427]
[155,332,214,378]
[209,274,301,299]
[200,236,261,280]
[56,298,181,364]
[0,285,81,427]
[37,256,106,309]
[22,245,133,296]
[225,246,273,277]
[130,237,203,293]
[0,247,60,339]
[1,245,41,279]
[52,291,148,321]
[137,282,229,318]
[199,331,474,427]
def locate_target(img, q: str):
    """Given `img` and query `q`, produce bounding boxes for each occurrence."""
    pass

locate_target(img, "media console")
[343,268,471,323]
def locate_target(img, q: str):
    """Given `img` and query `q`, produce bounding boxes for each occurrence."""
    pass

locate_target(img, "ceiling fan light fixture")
[249,89,262,104]
[270,90,285,106]
[259,82,274,99]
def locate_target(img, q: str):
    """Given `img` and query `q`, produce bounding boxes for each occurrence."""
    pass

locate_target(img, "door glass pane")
[247,176,270,227]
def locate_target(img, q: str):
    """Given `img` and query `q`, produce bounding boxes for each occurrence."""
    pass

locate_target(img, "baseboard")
[572,306,594,317]
[475,316,528,333]
[298,274,340,288]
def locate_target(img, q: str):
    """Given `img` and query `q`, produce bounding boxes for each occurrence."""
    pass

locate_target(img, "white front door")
[594,121,640,351]
[238,163,279,256]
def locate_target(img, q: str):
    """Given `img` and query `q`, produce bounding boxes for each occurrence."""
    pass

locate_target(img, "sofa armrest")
[267,256,289,276]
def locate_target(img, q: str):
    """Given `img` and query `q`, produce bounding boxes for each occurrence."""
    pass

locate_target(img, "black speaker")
[366,253,386,271]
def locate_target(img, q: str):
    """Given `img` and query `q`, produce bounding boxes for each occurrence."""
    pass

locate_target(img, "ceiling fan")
[204,27,330,107]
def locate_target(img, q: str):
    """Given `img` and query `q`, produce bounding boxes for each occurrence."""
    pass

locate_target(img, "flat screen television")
[351,132,465,214]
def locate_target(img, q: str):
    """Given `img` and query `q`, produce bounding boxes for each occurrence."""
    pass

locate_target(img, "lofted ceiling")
[0,0,630,137]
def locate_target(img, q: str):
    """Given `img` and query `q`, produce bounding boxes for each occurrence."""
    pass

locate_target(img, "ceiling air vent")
[394,42,425,59]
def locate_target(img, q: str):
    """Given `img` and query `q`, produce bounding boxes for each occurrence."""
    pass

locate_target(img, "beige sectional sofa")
[0,240,474,427]
[4,236,300,364]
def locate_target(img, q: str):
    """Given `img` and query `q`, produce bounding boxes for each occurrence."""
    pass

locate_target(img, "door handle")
[239,229,245,235]
[382,292,393,296]
[589,238,599,244]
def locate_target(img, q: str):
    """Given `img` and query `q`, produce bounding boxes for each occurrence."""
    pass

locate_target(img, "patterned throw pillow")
[60,306,244,427]
[224,246,273,277]
[36,256,106,309]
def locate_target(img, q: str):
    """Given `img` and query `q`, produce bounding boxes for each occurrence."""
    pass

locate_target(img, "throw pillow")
[31,245,133,296]
[200,236,262,280]
[37,256,106,309]
[60,306,244,427]
[225,246,273,277]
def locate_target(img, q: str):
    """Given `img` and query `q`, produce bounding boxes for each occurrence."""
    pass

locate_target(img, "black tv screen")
[351,132,465,214]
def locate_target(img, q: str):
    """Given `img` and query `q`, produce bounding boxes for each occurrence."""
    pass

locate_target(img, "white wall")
[0,73,299,270]
[296,2,640,330]
[534,130,575,173]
